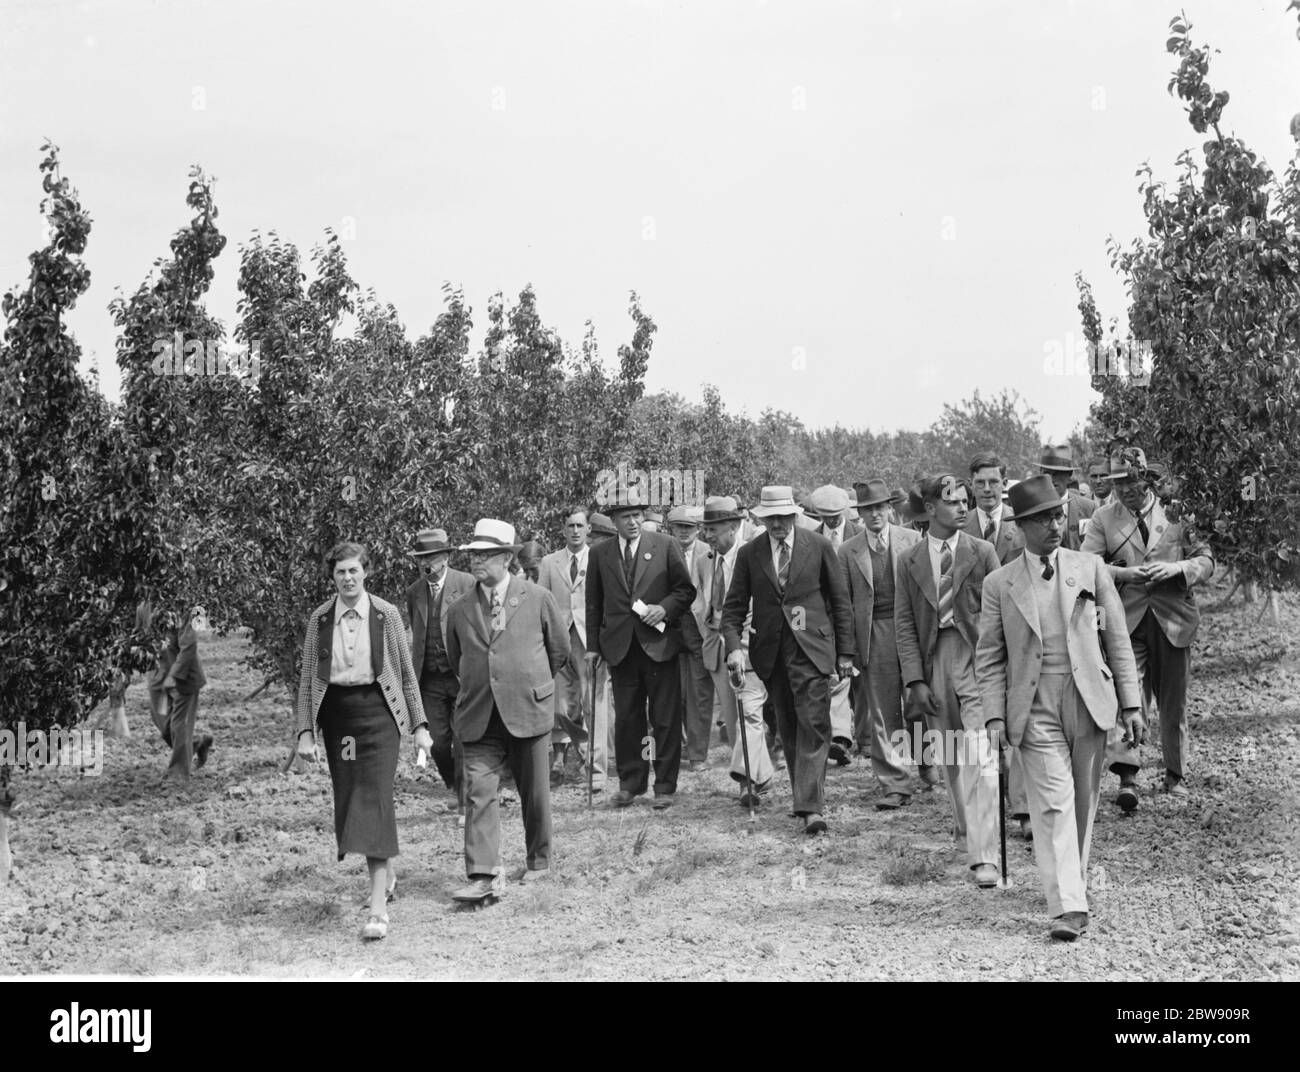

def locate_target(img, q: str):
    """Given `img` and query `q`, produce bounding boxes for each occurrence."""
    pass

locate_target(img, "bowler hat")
[1005,475,1067,522]
[459,518,523,553]
[851,479,892,508]
[407,528,452,556]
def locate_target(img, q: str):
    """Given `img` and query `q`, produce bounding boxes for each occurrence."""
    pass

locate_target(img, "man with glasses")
[977,475,1142,941]
[405,528,476,819]
[1082,448,1214,802]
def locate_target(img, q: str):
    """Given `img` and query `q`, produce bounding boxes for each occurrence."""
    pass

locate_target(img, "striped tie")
[983,516,996,541]
[490,589,504,633]
[937,540,954,626]
[711,556,726,621]
[777,540,790,591]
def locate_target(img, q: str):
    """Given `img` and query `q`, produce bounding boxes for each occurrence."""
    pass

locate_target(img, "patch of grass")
[880,839,944,886]
[291,894,342,925]
[631,821,650,857]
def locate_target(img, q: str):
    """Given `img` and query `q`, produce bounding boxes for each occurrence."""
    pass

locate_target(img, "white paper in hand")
[631,598,666,633]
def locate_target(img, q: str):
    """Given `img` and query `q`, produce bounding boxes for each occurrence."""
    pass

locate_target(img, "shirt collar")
[770,530,794,551]
[927,532,954,553]
[977,505,1002,525]
[1023,548,1058,570]
[569,545,588,562]
[619,534,640,554]
[868,526,890,549]
[479,574,511,601]
[335,591,371,622]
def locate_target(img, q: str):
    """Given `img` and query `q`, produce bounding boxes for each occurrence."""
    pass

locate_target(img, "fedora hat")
[1035,444,1078,473]
[459,518,522,553]
[1108,445,1162,480]
[589,512,617,535]
[407,528,452,556]
[702,495,746,524]
[750,485,804,518]
[808,484,851,516]
[1005,475,1067,521]
[851,479,892,508]
[605,484,650,515]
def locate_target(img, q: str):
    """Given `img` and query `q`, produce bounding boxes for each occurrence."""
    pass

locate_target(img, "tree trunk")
[1244,580,1258,603]
[1268,590,1281,630]
[0,766,12,889]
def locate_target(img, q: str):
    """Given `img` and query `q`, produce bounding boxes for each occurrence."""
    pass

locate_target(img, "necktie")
[937,541,953,625]
[983,516,996,541]
[871,535,885,554]
[490,589,504,633]
[1040,555,1054,581]
[570,554,579,583]
[428,578,441,607]
[623,540,636,586]
[777,540,790,591]
[1137,513,1150,546]
[831,527,841,548]
[711,556,726,620]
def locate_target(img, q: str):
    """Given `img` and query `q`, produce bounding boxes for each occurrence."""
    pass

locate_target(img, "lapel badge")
[1066,576,1077,587]
[508,597,519,607]
[644,552,652,560]
[1156,525,1164,534]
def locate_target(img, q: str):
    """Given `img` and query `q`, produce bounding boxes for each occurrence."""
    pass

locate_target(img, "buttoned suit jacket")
[404,568,475,675]
[537,548,590,646]
[975,548,1140,746]
[294,594,426,738]
[838,524,921,670]
[1062,489,1097,551]
[1081,499,1214,647]
[721,526,855,679]
[586,530,695,665]
[445,575,570,742]
[961,512,1024,565]
[894,531,1000,687]
[692,542,755,673]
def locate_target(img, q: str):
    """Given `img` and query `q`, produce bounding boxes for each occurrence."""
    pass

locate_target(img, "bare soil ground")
[2,575,1297,980]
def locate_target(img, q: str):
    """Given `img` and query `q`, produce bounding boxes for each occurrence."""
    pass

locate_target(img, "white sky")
[2,0,1297,438]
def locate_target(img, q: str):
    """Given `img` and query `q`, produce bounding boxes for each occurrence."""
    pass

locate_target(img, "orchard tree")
[1096,12,1300,621]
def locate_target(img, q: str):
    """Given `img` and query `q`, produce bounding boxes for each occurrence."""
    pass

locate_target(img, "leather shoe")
[1050,911,1088,941]
[612,790,636,807]
[828,740,852,767]
[1163,776,1189,797]
[652,794,673,810]
[1116,784,1139,812]
[194,734,214,768]
[1019,817,1034,841]
[361,914,389,940]
[804,813,827,835]
[453,875,504,901]
[875,792,910,810]
[973,864,998,888]
[515,867,548,884]
[917,766,941,791]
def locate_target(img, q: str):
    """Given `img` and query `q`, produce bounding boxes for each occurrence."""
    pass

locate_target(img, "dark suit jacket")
[586,530,695,665]
[895,530,1000,687]
[838,524,921,669]
[404,568,475,675]
[166,622,206,695]
[445,576,569,741]
[721,527,855,679]
[961,511,1024,565]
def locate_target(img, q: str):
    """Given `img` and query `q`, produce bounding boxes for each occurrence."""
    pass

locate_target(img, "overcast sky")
[2,0,1297,440]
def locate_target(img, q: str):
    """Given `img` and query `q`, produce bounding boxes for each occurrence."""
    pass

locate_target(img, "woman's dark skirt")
[319,683,399,861]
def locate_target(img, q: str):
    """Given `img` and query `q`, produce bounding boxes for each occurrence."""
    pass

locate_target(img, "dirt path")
[2,577,1296,979]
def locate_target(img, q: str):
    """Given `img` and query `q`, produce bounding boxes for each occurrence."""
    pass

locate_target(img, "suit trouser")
[929,628,998,868]
[557,634,615,786]
[1020,673,1106,916]
[151,687,199,780]
[609,636,683,796]
[1106,608,1190,779]
[462,709,551,878]
[856,618,911,797]
[763,625,832,815]
[420,669,465,807]
[707,661,775,788]
[829,675,853,745]
[1006,749,1030,817]
[680,615,715,762]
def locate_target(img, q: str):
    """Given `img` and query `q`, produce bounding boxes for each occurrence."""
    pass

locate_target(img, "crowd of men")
[392,441,1214,939]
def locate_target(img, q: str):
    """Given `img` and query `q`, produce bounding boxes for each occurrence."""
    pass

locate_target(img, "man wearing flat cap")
[977,476,1142,940]
[809,484,861,764]
[1082,448,1213,802]
[668,505,716,771]
[405,528,476,815]
[840,479,923,807]
[721,486,855,834]
[1035,445,1097,550]
[587,485,696,809]
[695,495,776,804]
[446,520,569,899]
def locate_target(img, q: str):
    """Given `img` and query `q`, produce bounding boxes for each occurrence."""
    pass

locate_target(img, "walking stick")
[731,665,756,828]
[997,736,1011,889]
[587,662,597,809]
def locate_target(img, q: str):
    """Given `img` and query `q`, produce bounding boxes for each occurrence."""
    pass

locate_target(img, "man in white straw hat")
[445,519,570,900]
[721,486,855,835]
